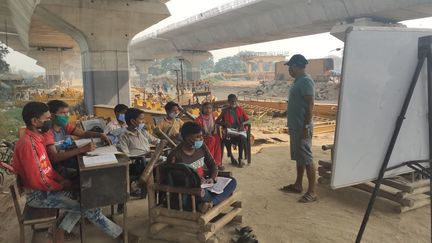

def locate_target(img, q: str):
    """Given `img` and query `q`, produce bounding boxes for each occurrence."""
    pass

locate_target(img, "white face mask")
[169,112,178,119]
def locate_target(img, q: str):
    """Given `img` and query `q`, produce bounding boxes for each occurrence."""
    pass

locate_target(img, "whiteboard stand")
[356,35,432,242]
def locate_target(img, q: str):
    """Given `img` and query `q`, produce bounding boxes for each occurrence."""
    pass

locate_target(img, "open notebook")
[201,177,232,194]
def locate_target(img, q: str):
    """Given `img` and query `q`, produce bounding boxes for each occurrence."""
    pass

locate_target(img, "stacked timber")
[318,158,430,213]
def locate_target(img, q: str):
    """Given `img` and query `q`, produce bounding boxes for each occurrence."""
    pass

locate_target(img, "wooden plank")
[139,140,167,184]
[318,160,332,169]
[199,208,242,242]
[155,215,202,231]
[149,223,168,234]
[407,179,430,189]
[318,169,331,179]
[381,178,413,193]
[318,177,330,185]
[152,184,203,197]
[154,207,201,221]
[198,192,241,225]
[396,186,430,199]
[150,227,201,243]
[354,183,413,207]
[396,197,430,213]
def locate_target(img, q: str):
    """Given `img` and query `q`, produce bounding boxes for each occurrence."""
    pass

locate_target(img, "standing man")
[280,54,317,203]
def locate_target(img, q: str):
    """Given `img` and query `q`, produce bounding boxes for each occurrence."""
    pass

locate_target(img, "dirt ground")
[0,131,430,243]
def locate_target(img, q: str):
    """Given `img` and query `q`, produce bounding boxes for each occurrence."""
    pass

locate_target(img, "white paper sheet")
[82,154,118,167]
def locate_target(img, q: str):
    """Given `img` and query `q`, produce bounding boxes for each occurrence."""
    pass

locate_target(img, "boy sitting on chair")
[118,108,160,156]
[118,108,160,201]
[216,94,249,167]
[104,104,128,145]
[167,122,237,213]
[155,101,184,144]
[44,100,111,176]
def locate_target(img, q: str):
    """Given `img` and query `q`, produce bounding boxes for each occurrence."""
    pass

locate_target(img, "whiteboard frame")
[331,26,432,189]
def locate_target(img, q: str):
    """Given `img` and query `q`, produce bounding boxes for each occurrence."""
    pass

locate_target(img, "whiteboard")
[331,27,431,189]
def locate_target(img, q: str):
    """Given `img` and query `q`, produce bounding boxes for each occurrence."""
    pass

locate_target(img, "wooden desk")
[78,154,130,243]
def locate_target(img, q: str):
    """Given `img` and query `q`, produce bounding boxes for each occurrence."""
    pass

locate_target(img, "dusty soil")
[0,131,429,243]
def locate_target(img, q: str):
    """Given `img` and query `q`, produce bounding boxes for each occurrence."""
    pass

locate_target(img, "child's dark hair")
[125,108,145,126]
[164,101,179,113]
[228,94,237,101]
[22,102,50,127]
[114,104,128,114]
[181,122,202,140]
[47,100,69,114]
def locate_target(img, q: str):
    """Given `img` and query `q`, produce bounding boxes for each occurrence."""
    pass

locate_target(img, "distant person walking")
[280,54,317,203]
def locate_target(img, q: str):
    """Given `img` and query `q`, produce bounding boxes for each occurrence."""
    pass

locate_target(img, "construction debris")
[237,79,340,102]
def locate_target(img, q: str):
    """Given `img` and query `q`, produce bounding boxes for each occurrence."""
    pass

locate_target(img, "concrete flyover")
[0,0,171,113]
[130,0,432,80]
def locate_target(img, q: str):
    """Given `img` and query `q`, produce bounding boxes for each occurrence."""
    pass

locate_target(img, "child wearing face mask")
[118,108,160,156]
[44,100,111,177]
[117,108,160,208]
[167,122,237,214]
[155,101,184,144]
[12,102,130,242]
[105,104,128,132]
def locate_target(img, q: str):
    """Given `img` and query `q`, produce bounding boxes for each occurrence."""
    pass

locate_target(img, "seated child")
[167,122,237,213]
[195,102,223,170]
[44,100,111,176]
[12,102,128,242]
[104,104,128,145]
[117,108,160,203]
[118,108,160,156]
[155,101,184,144]
[216,94,249,167]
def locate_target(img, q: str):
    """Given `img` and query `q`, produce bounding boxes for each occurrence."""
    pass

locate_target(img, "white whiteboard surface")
[331,27,430,189]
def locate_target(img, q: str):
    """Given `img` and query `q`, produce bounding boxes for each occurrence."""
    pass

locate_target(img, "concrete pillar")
[179,51,212,81]
[31,50,63,88]
[246,62,253,74]
[257,61,264,72]
[35,0,170,113]
[330,17,405,42]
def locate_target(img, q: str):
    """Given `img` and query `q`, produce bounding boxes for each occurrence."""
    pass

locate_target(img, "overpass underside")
[2,0,170,113]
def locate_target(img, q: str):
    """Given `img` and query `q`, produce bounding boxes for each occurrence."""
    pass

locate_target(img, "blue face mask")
[192,140,203,149]
[137,123,145,130]
[117,113,126,123]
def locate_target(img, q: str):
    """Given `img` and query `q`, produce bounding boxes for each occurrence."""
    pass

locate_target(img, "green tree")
[0,44,9,73]
[214,55,245,73]
[201,57,214,74]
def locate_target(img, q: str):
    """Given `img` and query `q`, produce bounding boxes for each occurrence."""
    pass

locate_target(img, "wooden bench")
[10,182,59,243]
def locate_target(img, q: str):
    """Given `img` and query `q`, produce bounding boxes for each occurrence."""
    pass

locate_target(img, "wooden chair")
[140,142,242,243]
[10,181,58,243]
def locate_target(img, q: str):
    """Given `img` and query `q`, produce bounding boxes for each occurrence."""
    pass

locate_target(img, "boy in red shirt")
[216,94,249,167]
[12,102,128,242]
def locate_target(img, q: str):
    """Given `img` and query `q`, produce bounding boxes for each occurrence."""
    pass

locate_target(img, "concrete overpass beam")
[330,17,406,42]
[36,0,170,112]
[179,51,212,81]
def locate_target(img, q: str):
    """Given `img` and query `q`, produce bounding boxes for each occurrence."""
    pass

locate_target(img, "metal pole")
[355,50,427,243]
[427,45,432,243]
[174,69,180,102]
[179,58,184,84]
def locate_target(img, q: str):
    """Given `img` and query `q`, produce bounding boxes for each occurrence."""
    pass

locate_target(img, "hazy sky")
[5,0,432,73]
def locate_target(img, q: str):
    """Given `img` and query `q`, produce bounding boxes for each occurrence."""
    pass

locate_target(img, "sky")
[5,0,432,73]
